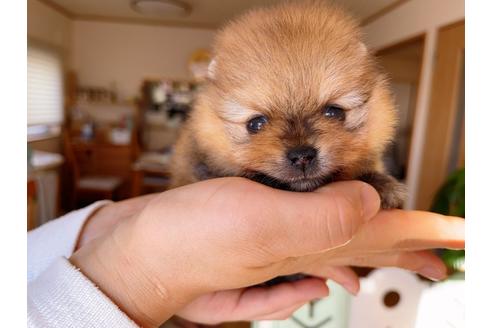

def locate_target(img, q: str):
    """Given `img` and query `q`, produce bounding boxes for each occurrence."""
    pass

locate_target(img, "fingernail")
[419,265,447,281]
[360,183,380,221]
[315,289,329,298]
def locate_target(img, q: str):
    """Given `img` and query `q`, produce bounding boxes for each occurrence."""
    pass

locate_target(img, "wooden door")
[415,21,465,210]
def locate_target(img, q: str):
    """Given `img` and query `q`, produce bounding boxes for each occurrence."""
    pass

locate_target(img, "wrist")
[70,216,187,327]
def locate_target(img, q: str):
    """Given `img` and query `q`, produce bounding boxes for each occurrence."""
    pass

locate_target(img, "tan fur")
[169,1,397,191]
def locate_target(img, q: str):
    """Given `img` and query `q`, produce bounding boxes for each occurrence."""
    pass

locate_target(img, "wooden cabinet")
[72,140,135,179]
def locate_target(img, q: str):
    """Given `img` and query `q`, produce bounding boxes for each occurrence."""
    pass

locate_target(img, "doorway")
[414,21,465,210]
[375,36,426,182]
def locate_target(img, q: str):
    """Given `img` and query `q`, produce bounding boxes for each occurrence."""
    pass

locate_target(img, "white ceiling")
[44,0,400,29]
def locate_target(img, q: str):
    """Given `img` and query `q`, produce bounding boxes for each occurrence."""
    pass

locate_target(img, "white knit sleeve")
[27,200,111,282]
[28,257,138,328]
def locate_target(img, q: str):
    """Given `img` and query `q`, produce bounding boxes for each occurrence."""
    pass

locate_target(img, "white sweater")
[27,201,139,328]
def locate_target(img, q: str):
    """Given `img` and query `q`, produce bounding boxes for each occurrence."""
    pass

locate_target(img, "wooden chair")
[63,131,124,208]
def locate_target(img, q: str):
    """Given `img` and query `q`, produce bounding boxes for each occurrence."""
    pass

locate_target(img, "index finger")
[335,210,465,255]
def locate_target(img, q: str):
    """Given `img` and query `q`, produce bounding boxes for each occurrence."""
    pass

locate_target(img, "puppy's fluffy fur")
[169,1,406,208]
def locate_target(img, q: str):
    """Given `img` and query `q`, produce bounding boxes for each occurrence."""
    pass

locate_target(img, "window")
[27,41,64,129]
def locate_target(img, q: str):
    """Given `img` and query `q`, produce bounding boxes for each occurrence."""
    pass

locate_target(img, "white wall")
[362,0,464,50]
[71,21,215,101]
[28,0,216,101]
[27,0,72,58]
[362,0,464,209]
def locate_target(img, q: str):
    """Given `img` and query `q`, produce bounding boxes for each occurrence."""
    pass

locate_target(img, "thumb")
[262,181,380,259]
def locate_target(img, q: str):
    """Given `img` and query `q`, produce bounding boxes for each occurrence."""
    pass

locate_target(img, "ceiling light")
[130,0,191,18]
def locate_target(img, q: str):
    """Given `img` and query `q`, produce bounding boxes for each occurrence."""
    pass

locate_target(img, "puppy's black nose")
[287,146,318,170]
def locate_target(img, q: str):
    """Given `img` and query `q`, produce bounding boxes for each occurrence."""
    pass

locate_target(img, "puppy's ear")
[208,59,217,80]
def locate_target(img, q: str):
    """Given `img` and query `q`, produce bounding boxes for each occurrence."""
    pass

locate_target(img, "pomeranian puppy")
[169,0,406,209]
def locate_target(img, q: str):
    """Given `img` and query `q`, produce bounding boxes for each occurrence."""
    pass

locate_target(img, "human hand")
[76,192,332,323]
[71,177,379,326]
[71,178,464,327]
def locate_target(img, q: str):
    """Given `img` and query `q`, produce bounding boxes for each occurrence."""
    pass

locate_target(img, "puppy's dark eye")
[323,105,346,121]
[247,115,268,134]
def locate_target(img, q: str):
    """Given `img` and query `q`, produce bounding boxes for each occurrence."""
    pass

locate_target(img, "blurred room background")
[27,0,465,327]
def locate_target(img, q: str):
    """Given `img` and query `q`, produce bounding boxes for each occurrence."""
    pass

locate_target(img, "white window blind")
[27,43,63,125]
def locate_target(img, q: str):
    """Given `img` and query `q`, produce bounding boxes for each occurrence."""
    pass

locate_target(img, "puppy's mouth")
[245,171,336,192]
